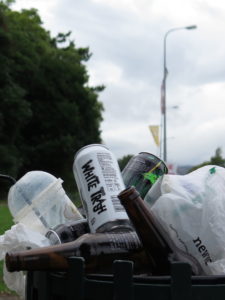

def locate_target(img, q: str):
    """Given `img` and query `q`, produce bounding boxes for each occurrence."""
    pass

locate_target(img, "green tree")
[0,2,104,190]
[0,2,32,176]
[188,147,225,172]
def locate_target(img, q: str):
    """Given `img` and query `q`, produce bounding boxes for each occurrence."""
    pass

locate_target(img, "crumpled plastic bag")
[145,165,225,275]
[0,223,50,299]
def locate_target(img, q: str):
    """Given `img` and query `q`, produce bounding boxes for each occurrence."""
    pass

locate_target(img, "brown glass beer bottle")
[118,186,173,275]
[6,231,149,274]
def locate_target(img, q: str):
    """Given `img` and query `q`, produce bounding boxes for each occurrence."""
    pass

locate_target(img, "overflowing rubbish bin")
[2,143,225,300]
[25,257,225,300]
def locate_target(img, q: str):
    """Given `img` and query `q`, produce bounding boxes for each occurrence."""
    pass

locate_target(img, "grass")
[0,202,15,294]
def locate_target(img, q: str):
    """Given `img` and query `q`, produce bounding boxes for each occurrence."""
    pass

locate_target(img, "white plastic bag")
[0,223,50,299]
[145,165,225,275]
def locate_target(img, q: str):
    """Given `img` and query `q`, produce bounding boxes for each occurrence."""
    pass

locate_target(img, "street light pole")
[160,25,197,162]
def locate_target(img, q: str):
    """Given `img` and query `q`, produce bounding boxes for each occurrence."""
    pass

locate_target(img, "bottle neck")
[5,238,81,272]
[118,186,172,274]
[5,231,148,273]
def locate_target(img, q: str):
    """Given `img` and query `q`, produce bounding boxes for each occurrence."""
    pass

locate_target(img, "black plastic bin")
[26,257,225,300]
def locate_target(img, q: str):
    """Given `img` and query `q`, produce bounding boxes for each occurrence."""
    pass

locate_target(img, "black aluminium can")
[45,219,90,245]
[121,152,168,198]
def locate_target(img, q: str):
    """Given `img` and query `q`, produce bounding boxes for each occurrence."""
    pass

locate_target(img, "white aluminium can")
[73,144,131,233]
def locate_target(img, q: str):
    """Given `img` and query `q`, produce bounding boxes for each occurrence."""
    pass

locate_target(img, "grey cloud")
[12,0,225,166]
[100,82,160,124]
[52,0,169,84]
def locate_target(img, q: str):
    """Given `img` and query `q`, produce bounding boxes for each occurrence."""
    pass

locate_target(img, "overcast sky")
[11,0,225,167]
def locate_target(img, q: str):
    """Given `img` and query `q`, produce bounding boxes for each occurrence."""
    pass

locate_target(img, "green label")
[209,167,216,174]
[142,161,163,184]
[143,172,160,184]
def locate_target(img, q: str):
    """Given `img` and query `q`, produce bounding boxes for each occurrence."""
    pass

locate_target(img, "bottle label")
[105,231,141,252]
[74,146,128,232]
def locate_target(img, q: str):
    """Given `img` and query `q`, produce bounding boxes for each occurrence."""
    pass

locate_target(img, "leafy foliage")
[0,2,104,189]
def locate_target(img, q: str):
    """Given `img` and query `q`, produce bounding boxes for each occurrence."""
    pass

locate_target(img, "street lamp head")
[185,25,197,30]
